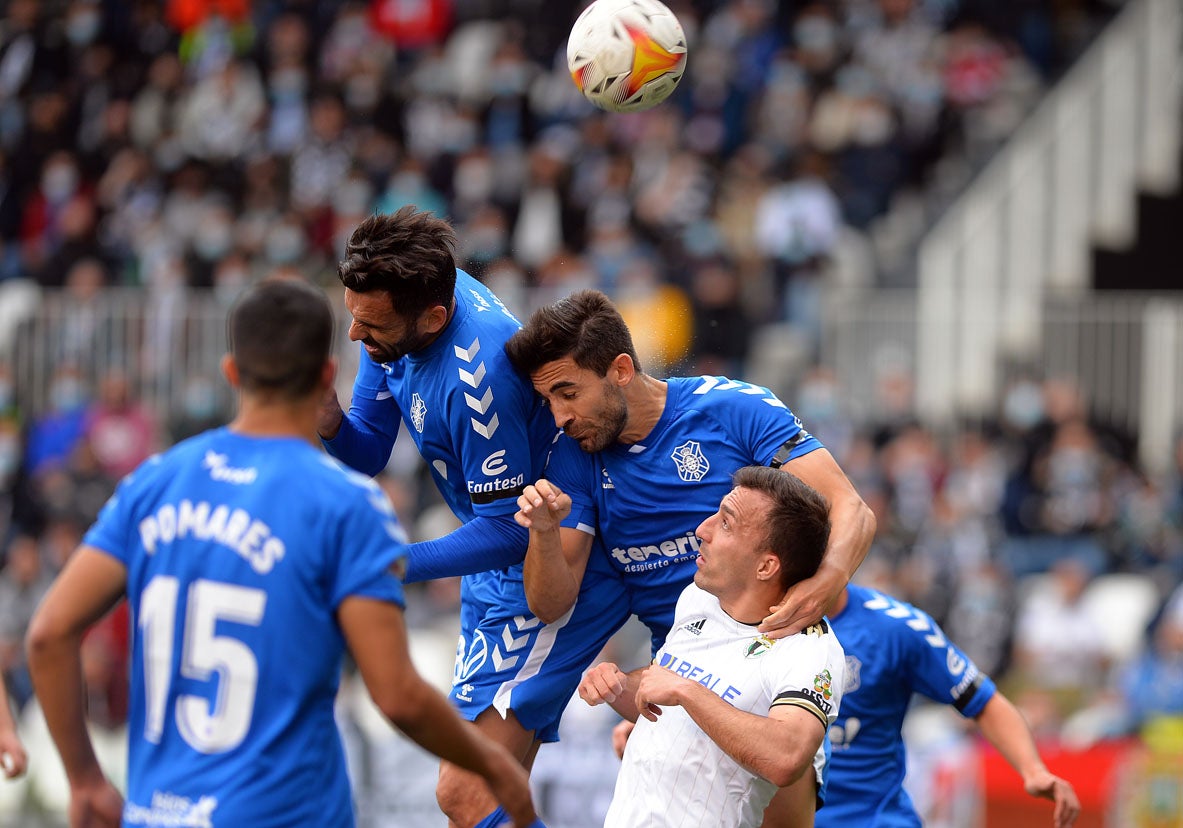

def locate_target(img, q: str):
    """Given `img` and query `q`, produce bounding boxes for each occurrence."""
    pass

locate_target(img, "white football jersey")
[605,583,845,828]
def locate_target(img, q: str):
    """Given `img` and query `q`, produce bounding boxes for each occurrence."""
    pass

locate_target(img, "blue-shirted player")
[505,289,874,646]
[820,583,1080,828]
[506,289,876,820]
[25,279,538,828]
[316,209,616,828]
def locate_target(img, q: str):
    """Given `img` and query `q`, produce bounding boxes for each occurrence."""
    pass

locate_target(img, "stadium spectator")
[1119,586,1183,732]
[82,367,160,481]
[0,532,53,708]
[1012,557,1110,713]
[25,277,541,828]
[23,364,91,481]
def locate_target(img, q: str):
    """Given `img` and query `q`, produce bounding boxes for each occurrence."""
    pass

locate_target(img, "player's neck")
[718,586,780,627]
[229,397,321,445]
[619,374,667,444]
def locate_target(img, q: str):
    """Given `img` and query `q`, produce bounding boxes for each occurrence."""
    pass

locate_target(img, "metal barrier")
[914,0,1182,459]
[825,287,1183,474]
[6,286,359,428]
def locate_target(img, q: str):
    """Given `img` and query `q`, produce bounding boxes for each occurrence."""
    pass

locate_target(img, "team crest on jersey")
[844,655,861,693]
[410,393,427,433]
[601,467,615,489]
[745,634,775,658]
[682,617,707,636]
[671,440,710,482]
[814,669,834,701]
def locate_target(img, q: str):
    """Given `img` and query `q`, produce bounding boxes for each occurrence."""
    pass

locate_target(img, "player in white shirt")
[526,466,844,827]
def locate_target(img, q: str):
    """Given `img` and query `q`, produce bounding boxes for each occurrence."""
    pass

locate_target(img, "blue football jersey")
[545,375,822,645]
[84,429,408,828]
[325,271,555,608]
[818,584,997,828]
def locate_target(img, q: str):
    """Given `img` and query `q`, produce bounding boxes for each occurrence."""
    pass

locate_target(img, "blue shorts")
[451,566,630,743]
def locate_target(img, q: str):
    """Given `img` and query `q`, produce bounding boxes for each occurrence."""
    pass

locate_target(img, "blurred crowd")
[3,0,1176,822]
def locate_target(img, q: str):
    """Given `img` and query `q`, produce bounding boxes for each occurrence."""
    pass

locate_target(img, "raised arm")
[634,665,825,788]
[761,448,875,636]
[975,694,1081,827]
[340,595,538,828]
[319,357,402,477]
[25,547,127,826]
[515,479,594,623]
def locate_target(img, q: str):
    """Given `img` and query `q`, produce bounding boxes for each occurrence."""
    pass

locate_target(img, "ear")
[609,353,636,387]
[321,357,337,391]
[755,553,781,584]
[221,354,239,388]
[422,303,451,335]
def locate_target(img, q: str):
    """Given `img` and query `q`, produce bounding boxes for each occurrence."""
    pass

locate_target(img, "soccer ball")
[567,0,688,113]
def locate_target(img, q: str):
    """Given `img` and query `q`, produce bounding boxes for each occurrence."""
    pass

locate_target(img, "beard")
[362,328,434,364]
[570,386,628,453]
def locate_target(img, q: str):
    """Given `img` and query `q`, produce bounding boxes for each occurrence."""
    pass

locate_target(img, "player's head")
[694,467,830,600]
[338,206,458,363]
[506,289,641,378]
[226,278,334,400]
[505,290,642,452]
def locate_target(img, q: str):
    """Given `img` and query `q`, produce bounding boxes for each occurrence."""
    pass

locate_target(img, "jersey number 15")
[139,576,267,753]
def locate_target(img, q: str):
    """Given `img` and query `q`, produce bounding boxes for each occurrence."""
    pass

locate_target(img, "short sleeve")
[904,610,997,718]
[329,481,409,610]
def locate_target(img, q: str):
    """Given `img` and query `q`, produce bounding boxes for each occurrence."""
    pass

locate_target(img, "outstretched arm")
[516,479,594,623]
[761,448,875,637]
[405,514,529,582]
[25,547,127,825]
[975,694,1080,828]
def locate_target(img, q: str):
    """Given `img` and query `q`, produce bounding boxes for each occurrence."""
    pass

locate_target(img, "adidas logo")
[682,618,706,636]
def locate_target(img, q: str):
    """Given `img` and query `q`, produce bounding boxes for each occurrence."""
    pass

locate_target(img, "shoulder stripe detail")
[862,593,947,649]
[770,691,830,729]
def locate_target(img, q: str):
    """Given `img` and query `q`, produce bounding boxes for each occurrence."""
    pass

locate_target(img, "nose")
[347,319,364,342]
[549,401,572,429]
[695,514,713,541]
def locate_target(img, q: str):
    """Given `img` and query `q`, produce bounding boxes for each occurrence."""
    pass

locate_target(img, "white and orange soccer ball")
[566,0,688,113]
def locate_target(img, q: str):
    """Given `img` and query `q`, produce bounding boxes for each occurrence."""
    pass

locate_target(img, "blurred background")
[0,0,1180,825]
